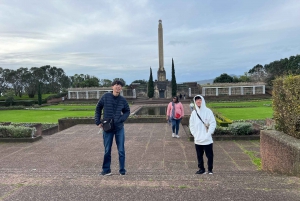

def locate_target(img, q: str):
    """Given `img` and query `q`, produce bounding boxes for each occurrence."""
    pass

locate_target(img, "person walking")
[95,80,130,176]
[189,95,216,174]
[166,96,184,138]
[189,100,194,112]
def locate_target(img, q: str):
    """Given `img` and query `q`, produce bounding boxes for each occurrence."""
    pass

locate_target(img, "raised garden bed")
[0,123,58,142]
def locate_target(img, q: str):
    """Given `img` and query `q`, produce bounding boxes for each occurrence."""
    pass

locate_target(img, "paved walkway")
[1,122,300,201]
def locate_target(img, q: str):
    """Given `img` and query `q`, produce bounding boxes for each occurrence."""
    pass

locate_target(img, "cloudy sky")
[1,0,300,84]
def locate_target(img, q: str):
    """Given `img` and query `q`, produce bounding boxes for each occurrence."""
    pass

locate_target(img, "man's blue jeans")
[102,127,126,174]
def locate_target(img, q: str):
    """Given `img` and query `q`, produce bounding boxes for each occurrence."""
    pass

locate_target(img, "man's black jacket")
[94,92,130,131]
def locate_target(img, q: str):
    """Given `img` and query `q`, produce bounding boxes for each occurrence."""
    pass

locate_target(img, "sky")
[1,0,300,85]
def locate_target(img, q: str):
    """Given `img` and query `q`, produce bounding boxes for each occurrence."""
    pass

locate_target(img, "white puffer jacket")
[189,95,216,145]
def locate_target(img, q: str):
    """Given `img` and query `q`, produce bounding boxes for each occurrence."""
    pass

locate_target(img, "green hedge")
[212,109,233,127]
[273,75,300,139]
[0,100,35,107]
[214,122,257,135]
[0,125,36,138]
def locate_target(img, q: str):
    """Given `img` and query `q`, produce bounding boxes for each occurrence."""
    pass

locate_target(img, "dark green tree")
[248,64,266,82]
[213,73,233,83]
[171,58,177,97]
[239,72,251,82]
[147,67,154,98]
[4,89,14,106]
[38,82,42,105]
[99,79,112,87]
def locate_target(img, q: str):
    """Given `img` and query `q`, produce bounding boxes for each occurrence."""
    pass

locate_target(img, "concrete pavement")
[0,122,300,200]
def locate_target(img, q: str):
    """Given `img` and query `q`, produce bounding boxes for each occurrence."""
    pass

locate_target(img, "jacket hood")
[193,95,207,114]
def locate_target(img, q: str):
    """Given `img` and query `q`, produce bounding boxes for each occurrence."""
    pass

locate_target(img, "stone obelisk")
[157,19,166,81]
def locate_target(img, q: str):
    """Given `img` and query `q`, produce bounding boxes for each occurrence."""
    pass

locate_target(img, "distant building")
[201,82,266,96]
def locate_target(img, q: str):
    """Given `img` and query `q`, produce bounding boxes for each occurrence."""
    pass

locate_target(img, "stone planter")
[260,130,300,177]
[42,126,58,135]
[0,136,42,143]
[58,118,94,131]
[183,125,260,141]
[0,123,42,142]
[30,123,42,137]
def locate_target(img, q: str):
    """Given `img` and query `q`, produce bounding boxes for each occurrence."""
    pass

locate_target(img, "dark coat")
[94,92,130,131]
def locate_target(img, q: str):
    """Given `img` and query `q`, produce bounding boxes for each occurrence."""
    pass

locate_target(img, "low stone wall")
[260,130,300,177]
[42,126,58,135]
[58,118,94,131]
[30,123,42,137]
[183,125,260,141]
[58,117,191,131]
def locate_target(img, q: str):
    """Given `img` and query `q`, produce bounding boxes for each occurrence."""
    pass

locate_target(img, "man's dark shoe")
[208,170,213,175]
[100,171,112,176]
[195,169,206,174]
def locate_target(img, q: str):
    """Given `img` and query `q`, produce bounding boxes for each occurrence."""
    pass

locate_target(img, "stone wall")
[260,130,300,177]
[58,116,191,131]
[42,126,58,135]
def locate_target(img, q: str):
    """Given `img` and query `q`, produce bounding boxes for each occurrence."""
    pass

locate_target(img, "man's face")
[112,84,122,94]
[195,98,202,107]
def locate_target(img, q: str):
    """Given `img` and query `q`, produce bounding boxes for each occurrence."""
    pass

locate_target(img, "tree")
[4,89,14,106]
[238,72,251,82]
[69,74,99,88]
[26,67,44,98]
[263,55,300,85]
[248,64,266,82]
[83,76,100,87]
[99,79,112,87]
[4,69,22,97]
[70,74,85,88]
[148,67,154,98]
[38,82,42,105]
[171,58,177,97]
[213,73,233,83]
[0,67,8,96]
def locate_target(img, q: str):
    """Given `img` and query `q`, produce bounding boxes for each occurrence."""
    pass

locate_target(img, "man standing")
[189,95,216,174]
[95,80,130,176]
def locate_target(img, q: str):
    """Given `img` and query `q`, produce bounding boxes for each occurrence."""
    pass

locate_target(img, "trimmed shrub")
[212,109,233,127]
[0,125,36,138]
[273,75,300,139]
[228,122,253,135]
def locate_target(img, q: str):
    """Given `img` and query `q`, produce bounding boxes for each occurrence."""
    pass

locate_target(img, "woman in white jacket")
[189,95,216,174]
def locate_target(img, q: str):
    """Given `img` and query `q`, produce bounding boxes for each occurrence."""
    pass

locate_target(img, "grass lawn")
[207,100,273,120]
[0,104,95,123]
[206,100,272,108]
[0,100,274,123]
[213,107,273,120]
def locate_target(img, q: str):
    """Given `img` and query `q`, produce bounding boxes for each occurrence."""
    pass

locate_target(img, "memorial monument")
[154,20,171,98]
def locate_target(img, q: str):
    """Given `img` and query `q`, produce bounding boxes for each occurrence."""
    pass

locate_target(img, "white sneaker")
[176,135,180,138]
[172,133,175,138]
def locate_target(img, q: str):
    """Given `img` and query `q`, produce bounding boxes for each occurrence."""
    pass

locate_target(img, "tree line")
[0,65,128,98]
[214,54,300,85]
[1,54,299,98]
